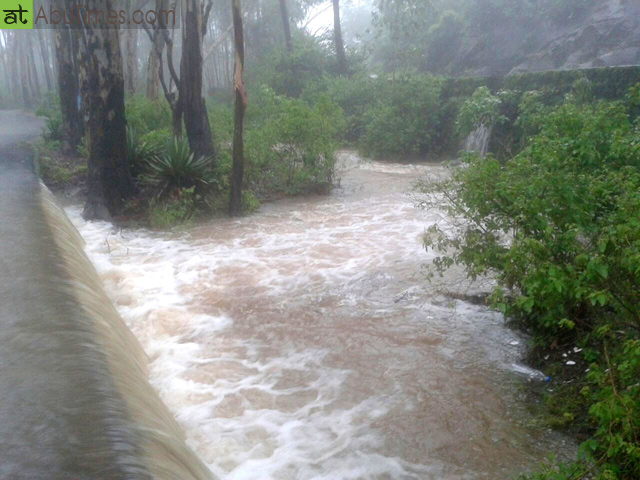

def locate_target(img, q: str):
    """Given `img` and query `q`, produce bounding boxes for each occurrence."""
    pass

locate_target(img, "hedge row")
[439,66,640,157]
[442,66,640,101]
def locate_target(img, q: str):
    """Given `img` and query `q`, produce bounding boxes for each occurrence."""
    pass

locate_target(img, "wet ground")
[0,110,42,149]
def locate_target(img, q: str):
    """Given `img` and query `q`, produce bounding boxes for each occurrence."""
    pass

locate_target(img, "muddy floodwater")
[68,152,572,480]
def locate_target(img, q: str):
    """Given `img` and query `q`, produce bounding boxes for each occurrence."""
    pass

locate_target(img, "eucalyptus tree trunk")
[77,0,136,220]
[229,0,246,217]
[26,32,41,100]
[146,45,161,99]
[332,0,348,75]
[123,28,138,94]
[7,33,22,104]
[0,46,9,93]
[145,0,167,99]
[181,0,214,159]
[279,0,292,52]
[53,21,83,153]
[142,0,183,136]
[37,29,54,91]
[16,33,32,108]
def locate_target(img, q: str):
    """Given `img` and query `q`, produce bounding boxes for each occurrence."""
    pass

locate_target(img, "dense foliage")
[418,90,640,479]
[142,137,215,198]
[358,75,444,159]
[244,86,343,195]
[35,93,63,142]
[455,86,507,137]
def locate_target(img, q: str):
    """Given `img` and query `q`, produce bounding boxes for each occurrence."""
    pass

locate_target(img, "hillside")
[451,0,640,76]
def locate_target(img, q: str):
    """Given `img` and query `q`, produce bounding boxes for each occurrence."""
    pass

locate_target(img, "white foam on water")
[66,154,572,480]
[65,201,436,479]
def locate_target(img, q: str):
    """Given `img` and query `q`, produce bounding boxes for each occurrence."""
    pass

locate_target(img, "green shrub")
[359,75,444,159]
[125,95,172,135]
[303,74,379,144]
[241,190,260,214]
[567,77,594,105]
[39,160,86,185]
[455,86,507,137]
[126,127,161,179]
[148,187,196,229]
[419,96,640,479]
[143,137,214,197]
[34,138,87,186]
[140,128,172,146]
[249,41,327,98]
[245,86,342,195]
[207,101,234,151]
[35,93,62,141]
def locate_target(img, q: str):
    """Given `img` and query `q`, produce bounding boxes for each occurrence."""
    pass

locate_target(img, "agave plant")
[126,127,161,178]
[143,137,214,198]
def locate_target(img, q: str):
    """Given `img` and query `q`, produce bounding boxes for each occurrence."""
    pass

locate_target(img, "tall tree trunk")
[222,40,231,91]
[146,49,160,99]
[7,33,22,104]
[0,49,9,94]
[145,0,167,99]
[26,32,41,100]
[37,29,54,92]
[332,0,348,75]
[212,49,220,90]
[78,0,136,220]
[171,96,183,138]
[181,0,214,159]
[279,0,292,52]
[54,23,83,153]
[229,0,246,217]
[123,28,138,94]
[16,34,32,108]
[142,0,183,136]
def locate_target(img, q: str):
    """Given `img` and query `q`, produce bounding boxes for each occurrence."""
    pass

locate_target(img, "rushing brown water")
[68,152,572,479]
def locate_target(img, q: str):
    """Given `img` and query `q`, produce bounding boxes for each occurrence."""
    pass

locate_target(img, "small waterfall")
[464,124,492,157]
[0,161,215,479]
[39,186,217,479]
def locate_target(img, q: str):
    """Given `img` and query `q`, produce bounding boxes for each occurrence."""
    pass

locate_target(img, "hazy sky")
[305,0,372,37]
[305,1,334,36]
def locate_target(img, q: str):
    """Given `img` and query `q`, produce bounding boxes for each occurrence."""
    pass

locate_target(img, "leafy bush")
[34,137,87,187]
[303,73,379,144]
[35,93,63,141]
[418,96,640,479]
[241,190,260,214]
[207,101,234,151]
[359,75,445,159]
[244,86,343,195]
[140,128,172,147]
[148,187,196,229]
[126,127,161,179]
[143,137,214,198]
[455,86,507,137]
[125,95,172,135]
[249,41,327,98]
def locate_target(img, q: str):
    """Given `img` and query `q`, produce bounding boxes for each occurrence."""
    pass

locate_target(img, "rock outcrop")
[451,0,640,77]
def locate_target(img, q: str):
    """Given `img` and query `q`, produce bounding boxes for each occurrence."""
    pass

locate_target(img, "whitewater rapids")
[67,152,572,479]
